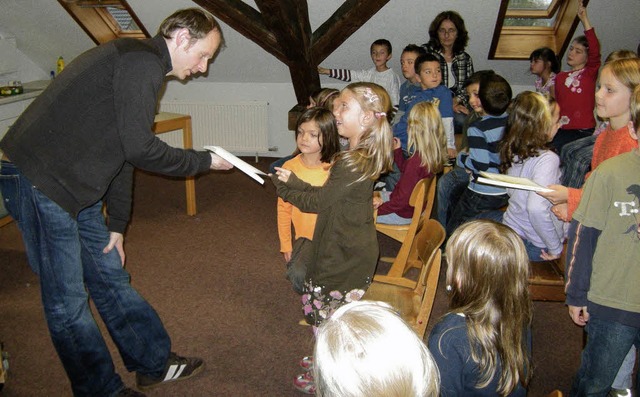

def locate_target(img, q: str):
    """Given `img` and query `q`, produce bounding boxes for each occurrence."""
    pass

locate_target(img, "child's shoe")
[299,356,314,371]
[293,371,315,394]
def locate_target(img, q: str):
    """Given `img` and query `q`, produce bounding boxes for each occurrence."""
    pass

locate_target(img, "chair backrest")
[407,176,430,226]
[411,219,445,337]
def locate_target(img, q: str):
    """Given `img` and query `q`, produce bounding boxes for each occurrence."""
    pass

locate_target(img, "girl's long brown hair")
[499,91,553,173]
[442,220,532,395]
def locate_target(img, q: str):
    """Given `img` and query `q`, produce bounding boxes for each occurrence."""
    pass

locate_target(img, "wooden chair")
[375,176,437,279]
[529,241,567,301]
[364,220,445,339]
[376,176,436,243]
[374,218,445,289]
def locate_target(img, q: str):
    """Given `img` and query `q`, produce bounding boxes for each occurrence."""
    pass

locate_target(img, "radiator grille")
[158,101,269,153]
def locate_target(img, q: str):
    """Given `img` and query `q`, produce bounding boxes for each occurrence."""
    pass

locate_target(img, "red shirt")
[554,28,601,130]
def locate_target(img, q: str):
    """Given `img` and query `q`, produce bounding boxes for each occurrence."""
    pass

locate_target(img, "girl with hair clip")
[482,92,565,262]
[428,220,532,396]
[277,107,340,291]
[529,47,560,97]
[551,1,601,156]
[374,101,448,225]
[271,82,394,394]
[314,300,440,397]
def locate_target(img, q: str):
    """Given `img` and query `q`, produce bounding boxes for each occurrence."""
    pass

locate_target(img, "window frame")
[489,0,589,60]
[58,0,150,44]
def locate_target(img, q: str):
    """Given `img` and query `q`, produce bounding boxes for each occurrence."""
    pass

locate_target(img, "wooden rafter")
[192,0,390,104]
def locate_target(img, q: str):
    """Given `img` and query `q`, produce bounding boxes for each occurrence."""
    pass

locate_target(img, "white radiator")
[157,101,269,154]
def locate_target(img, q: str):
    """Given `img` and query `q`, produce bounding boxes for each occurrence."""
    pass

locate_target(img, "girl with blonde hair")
[428,220,532,396]
[374,101,448,224]
[314,300,440,397]
[272,82,394,394]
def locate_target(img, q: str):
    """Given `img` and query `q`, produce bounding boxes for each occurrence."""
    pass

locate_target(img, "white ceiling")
[0,0,638,88]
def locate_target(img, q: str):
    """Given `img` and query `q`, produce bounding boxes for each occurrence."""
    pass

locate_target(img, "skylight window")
[489,0,587,59]
[58,0,149,44]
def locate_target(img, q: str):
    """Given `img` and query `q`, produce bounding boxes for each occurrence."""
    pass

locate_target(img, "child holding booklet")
[480,92,565,261]
[271,82,394,393]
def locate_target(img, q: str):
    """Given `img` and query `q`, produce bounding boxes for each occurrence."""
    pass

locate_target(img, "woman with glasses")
[422,11,474,134]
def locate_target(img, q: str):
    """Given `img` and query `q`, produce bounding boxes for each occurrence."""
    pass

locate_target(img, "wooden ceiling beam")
[191,0,287,63]
[311,0,390,64]
[253,0,319,103]
[192,0,388,106]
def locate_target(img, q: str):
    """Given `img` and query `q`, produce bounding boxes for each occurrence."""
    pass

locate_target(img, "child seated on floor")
[314,300,440,397]
[429,219,532,396]
[318,39,402,107]
[445,73,512,236]
[479,92,565,262]
[277,107,341,293]
[374,101,448,225]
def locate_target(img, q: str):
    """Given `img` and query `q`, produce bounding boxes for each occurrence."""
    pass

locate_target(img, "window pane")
[504,16,556,27]
[107,6,139,32]
[507,0,553,10]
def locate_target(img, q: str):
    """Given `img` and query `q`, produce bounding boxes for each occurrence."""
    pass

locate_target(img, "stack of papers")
[477,171,553,193]
[204,146,267,185]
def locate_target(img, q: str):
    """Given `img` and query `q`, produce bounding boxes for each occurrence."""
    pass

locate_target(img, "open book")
[477,171,553,193]
[204,146,267,185]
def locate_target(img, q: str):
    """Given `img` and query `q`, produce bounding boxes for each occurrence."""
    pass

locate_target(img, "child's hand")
[317,66,329,75]
[540,249,561,261]
[453,103,469,115]
[551,203,569,221]
[283,251,292,262]
[373,195,383,209]
[577,1,591,29]
[568,305,589,326]
[538,184,569,204]
[274,166,292,183]
[447,148,457,159]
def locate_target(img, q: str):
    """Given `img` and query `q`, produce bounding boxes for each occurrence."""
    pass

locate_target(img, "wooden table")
[153,112,196,216]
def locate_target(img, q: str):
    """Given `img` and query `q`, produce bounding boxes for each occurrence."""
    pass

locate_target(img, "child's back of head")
[407,101,448,174]
[478,73,512,116]
[314,300,440,397]
[444,219,532,395]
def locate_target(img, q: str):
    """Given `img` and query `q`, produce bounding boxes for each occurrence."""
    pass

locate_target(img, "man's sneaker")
[293,372,315,394]
[116,387,146,397]
[136,352,204,390]
[299,356,314,371]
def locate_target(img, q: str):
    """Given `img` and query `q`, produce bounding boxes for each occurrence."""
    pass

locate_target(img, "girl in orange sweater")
[539,58,640,221]
[277,107,340,291]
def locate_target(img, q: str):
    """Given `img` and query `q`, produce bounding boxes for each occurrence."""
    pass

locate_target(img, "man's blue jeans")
[570,316,640,396]
[0,161,170,396]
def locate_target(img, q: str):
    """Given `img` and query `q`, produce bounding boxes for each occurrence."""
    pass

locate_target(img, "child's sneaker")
[293,372,316,394]
[136,352,204,390]
[299,356,314,371]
